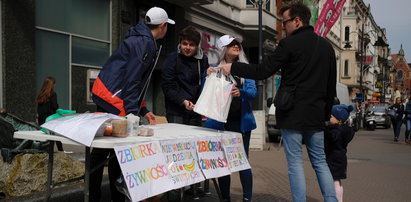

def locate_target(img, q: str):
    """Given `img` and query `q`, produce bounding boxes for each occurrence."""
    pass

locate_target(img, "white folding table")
[14,123,233,202]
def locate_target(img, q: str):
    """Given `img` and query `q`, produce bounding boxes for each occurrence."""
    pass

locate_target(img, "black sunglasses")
[282,17,296,26]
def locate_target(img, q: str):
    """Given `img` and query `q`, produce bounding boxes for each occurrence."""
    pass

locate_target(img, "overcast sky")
[362,0,411,62]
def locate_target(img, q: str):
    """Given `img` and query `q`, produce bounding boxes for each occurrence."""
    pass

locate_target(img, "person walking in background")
[325,104,355,202]
[162,26,209,126]
[217,2,338,201]
[389,97,404,142]
[404,97,411,143]
[90,7,174,202]
[36,76,63,151]
[205,35,256,202]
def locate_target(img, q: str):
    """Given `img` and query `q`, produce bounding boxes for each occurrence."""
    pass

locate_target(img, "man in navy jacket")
[90,7,174,202]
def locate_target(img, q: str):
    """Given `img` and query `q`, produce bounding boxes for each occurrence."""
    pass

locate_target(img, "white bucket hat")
[216,35,243,50]
[145,7,175,25]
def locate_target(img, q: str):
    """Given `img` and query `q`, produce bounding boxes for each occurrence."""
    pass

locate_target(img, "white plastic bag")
[194,70,236,123]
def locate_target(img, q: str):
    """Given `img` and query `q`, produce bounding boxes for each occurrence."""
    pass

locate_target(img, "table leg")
[84,147,90,202]
[46,141,55,202]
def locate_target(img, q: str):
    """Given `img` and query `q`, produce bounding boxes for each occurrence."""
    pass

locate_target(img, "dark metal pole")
[359,22,364,100]
[256,0,264,110]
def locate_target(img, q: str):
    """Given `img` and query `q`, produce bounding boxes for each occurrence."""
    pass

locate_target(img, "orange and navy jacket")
[92,21,156,116]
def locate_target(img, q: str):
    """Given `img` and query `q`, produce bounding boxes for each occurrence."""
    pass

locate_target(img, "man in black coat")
[219,2,337,202]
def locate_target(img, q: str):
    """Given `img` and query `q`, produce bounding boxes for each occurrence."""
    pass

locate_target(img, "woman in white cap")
[205,35,257,202]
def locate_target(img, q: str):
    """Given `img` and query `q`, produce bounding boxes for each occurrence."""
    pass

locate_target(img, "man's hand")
[218,63,232,76]
[231,86,240,97]
[182,100,195,110]
[144,112,156,125]
[206,67,217,76]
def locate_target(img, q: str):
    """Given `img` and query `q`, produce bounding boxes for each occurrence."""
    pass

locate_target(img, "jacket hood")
[125,21,154,39]
[177,44,204,60]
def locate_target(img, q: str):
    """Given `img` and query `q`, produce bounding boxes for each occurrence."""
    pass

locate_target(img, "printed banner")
[160,139,205,188]
[114,141,173,202]
[220,134,251,173]
[196,136,230,179]
[314,0,346,37]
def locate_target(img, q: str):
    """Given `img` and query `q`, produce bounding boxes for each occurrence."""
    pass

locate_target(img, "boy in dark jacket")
[325,104,355,202]
[161,26,209,126]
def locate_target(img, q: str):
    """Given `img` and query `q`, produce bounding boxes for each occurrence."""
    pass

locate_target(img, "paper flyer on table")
[41,113,122,146]
[160,138,205,188]
[220,133,251,172]
[196,136,230,179]
[114,141,174,202]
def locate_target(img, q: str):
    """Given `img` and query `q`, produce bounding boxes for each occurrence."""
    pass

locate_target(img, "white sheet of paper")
[41,113,123,146]
[114,141,174,202]
[160,138,205,188]
[220,133,251,172]
[196,136,231,179]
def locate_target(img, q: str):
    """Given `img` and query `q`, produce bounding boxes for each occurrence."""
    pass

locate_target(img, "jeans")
[218,120,253,201]
[392,118,402,139]
[406,119,411,140]
[281,129,337,202]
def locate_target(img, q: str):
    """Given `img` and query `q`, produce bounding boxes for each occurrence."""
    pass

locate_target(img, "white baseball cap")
[216,35,243,50]
[145,7,175,25]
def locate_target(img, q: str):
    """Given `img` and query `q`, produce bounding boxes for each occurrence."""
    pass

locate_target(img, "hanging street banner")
[114,141,174,202]
[220,134,251,173]
[314,0,347,37]
[196,136,231,179]
[160,139,205,188]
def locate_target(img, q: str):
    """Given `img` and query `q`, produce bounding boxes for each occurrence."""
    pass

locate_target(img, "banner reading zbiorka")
[160,139,205,188]
[114,141,173,202]
[196,136,230,179]
[220,133,251,172]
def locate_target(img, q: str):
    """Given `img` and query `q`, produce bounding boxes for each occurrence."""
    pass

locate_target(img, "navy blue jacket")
[92,21,157,116]
[162,51,209,117]
[324,124,355,180]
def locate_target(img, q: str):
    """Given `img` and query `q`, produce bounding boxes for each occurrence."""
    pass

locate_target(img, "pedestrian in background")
[217,2,338,201]
[36,76,63,151]
[90,7,174,202]
[389,97,404,142]
[325,104,355,202]
[404,97,411,143]
[162,26,208,126]
[205,35,256,202]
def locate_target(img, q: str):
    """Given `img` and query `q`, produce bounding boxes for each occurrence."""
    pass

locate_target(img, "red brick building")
[390,45,410,100]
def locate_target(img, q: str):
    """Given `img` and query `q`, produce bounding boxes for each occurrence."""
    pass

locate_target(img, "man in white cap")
[91,6,174,202]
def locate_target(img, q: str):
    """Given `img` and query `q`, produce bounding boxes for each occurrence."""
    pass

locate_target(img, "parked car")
[266,98,281,142]
[366,104,391,128]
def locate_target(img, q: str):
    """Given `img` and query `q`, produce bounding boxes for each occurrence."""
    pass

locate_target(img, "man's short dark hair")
[179,26,201,45]
[146,23,161,30]
[279,2,311,26]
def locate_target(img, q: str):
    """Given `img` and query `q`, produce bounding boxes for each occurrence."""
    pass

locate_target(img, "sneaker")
[394,138,398,142]
[243,198,252,202]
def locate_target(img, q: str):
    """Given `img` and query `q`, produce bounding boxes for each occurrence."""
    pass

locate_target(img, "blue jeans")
[218,120,253,201]
[281,129,337,202]
[406,119,411,140]
[392,118,402,139]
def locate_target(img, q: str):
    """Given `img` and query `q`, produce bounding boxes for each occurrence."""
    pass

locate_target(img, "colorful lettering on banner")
[196,136,231,179]
[220,133,251,173]
[114,141,174,202]
[314,0,347,38]
[160,139,205,188]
